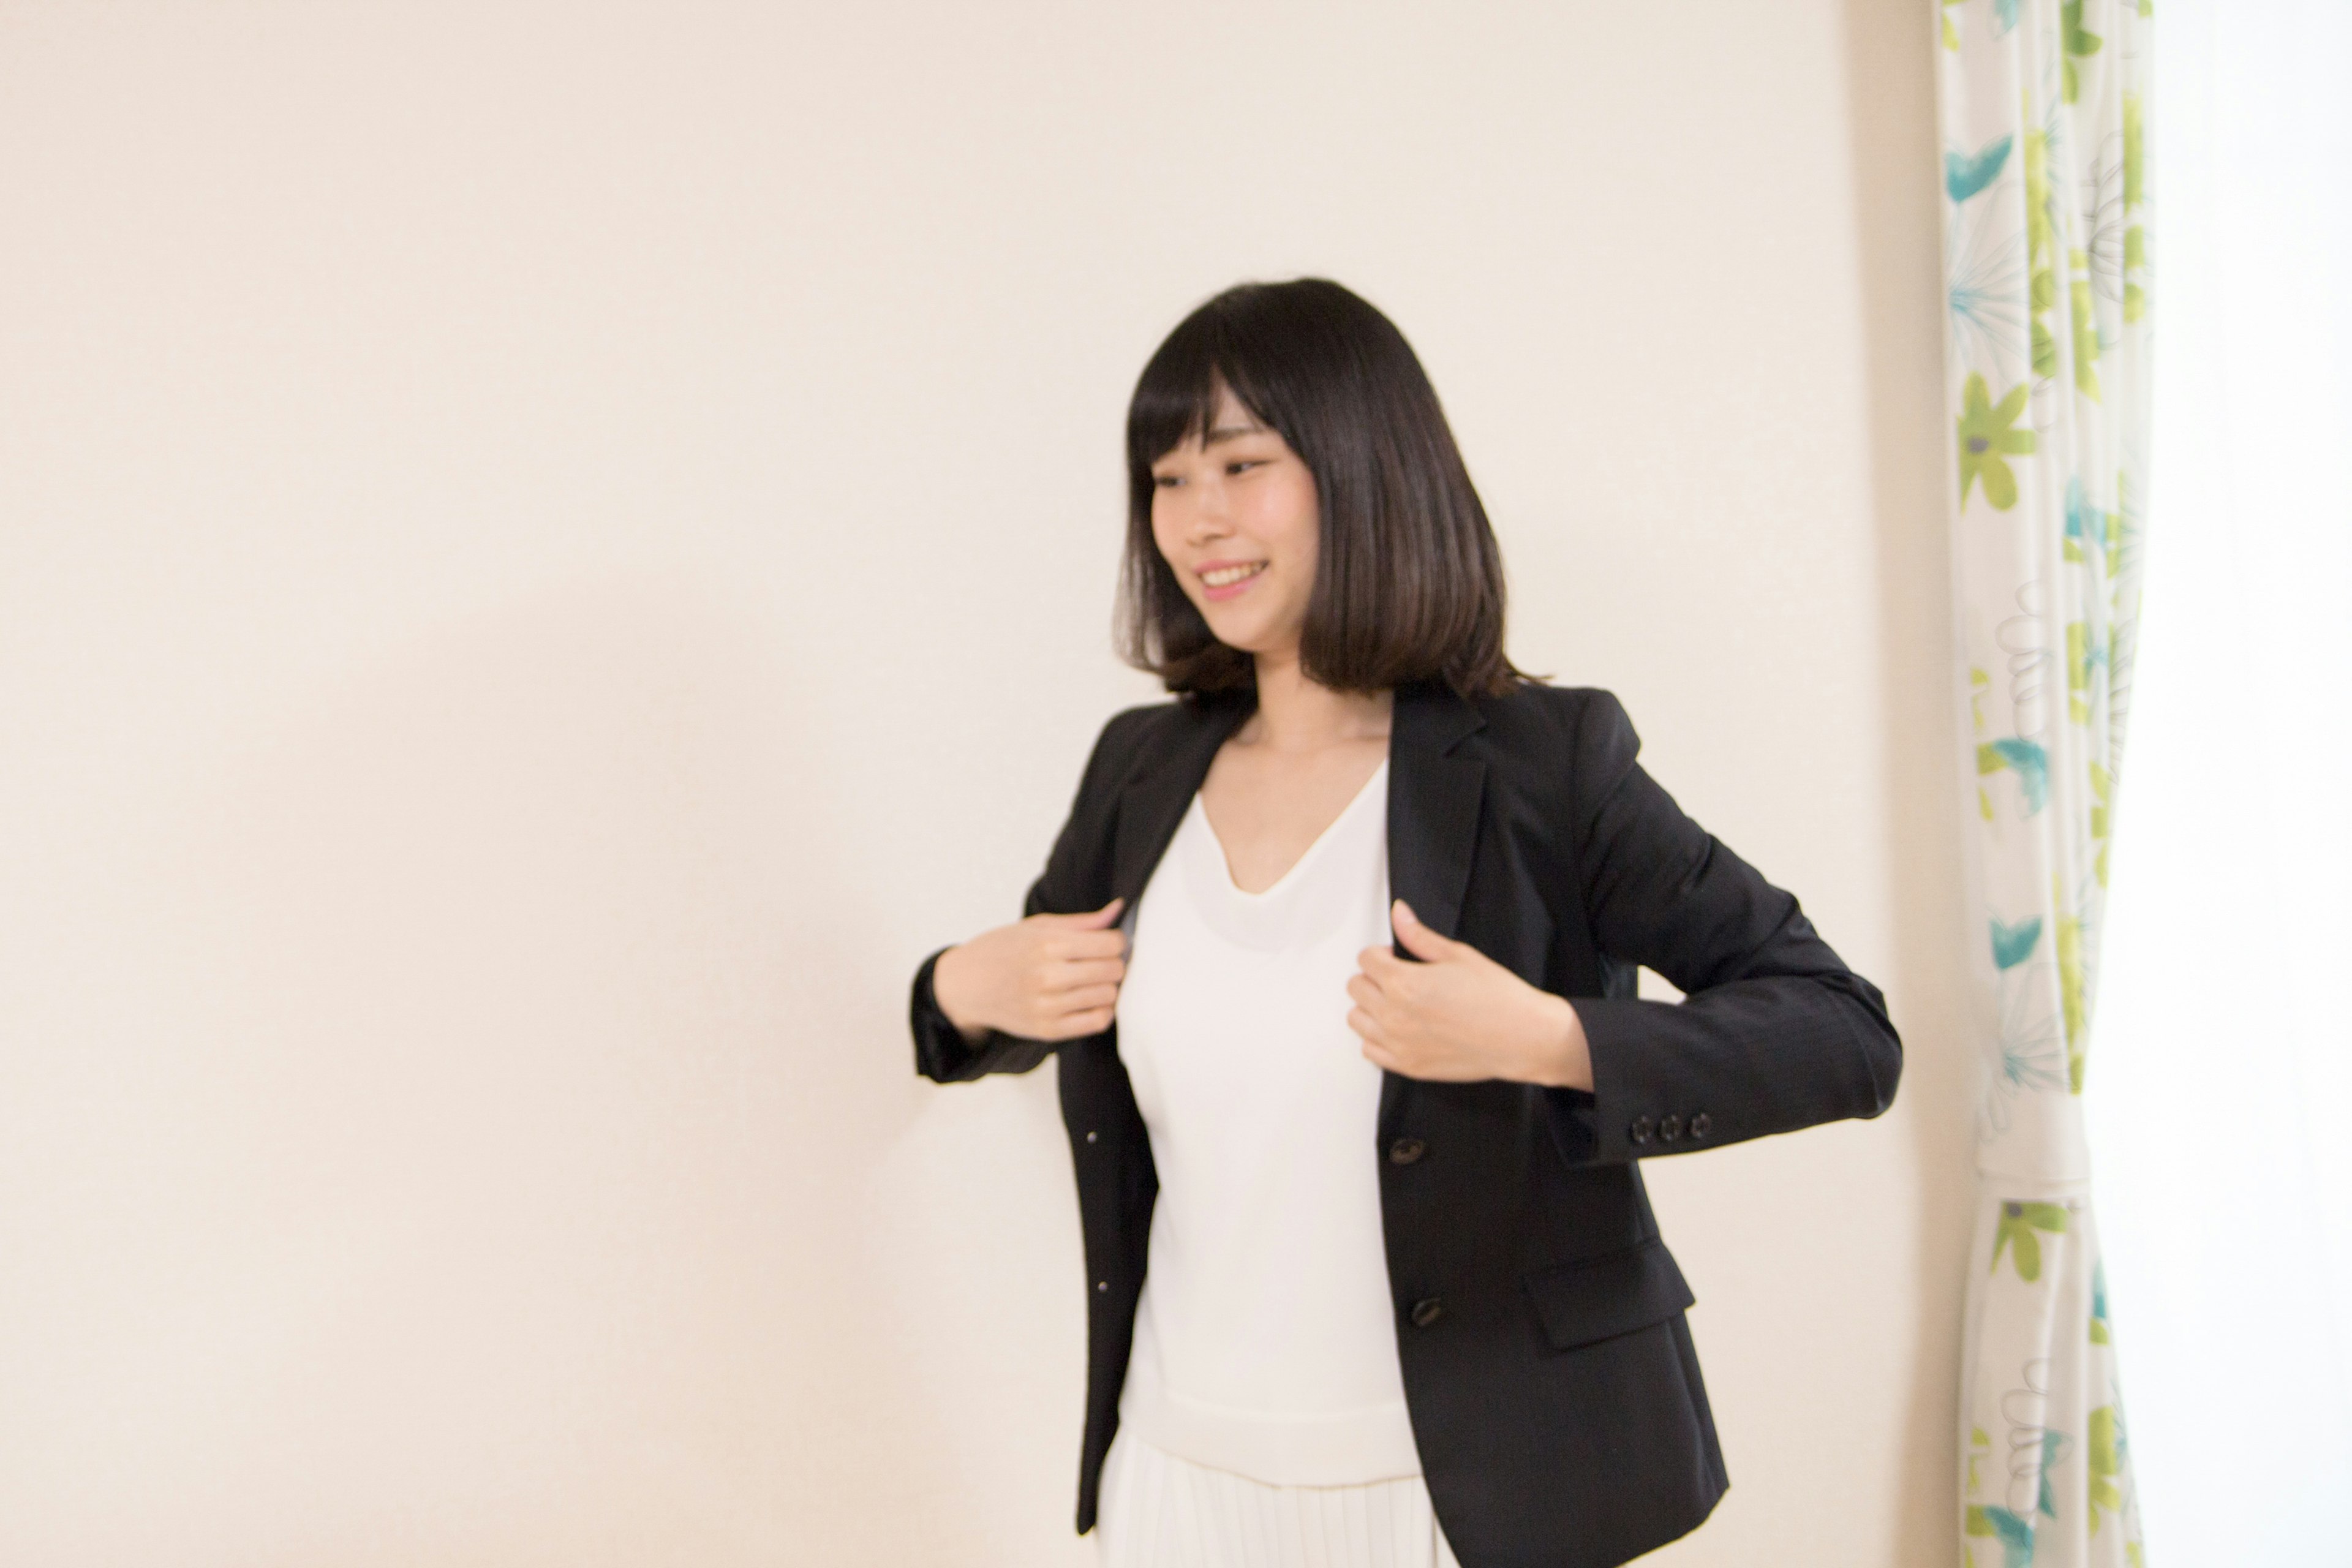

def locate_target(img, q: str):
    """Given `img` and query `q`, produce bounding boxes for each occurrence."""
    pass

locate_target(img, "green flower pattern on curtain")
[1937,1,2152,1564]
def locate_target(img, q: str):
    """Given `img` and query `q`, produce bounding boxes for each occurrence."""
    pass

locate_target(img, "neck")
[1242,647,1393,751]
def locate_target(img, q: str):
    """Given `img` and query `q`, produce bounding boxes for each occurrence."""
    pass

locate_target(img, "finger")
[1047,1003,1118,1040]
[1047,929,1130,962]
[1048,982,1121,1016]
[1346,1004,1386,1046]
[1345,974,1395,1018]
[1042,957,1126,992]
[1035,988,1118,1033]
[1357,958,1420,1008]
[1063,897,1125,929]
[1390,899,1457,962]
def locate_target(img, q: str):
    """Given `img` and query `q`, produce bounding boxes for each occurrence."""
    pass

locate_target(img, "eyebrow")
[1202,422,1267,446]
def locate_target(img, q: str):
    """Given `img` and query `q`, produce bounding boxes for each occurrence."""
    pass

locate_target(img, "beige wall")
[0,2,1970,1562]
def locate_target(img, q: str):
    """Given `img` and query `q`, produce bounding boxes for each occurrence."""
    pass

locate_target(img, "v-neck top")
[1110,758,1421,1485]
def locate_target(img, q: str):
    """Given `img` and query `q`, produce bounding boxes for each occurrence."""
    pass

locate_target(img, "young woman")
[907,279,1902,1568]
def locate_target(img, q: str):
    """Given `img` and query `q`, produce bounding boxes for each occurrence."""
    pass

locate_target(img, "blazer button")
[1689,1112,1712,1139]
[1085,1130,1098,1144]
[1388,1137,1427,1166]
[1629,1115,1656,1146]
[1097,1281,1109,1292]
[1658,1113,1683,1143]
[1409,1297,1444,1329]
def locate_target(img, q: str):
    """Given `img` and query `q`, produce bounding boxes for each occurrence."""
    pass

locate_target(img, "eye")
[1153,474,1182,489]
[1225,459,1262,476]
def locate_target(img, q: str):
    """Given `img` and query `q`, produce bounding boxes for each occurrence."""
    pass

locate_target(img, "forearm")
[1549,971,1898,1164]
[1558,688,1904,1165]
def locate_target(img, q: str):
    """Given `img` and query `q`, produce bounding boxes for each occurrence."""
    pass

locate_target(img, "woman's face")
[1148,381,1322,663]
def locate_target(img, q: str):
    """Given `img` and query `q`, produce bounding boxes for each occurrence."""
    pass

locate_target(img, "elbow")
[1820,970,1902,1121]
[1848,993,1903,1121]
[1862,1025,1903,1119]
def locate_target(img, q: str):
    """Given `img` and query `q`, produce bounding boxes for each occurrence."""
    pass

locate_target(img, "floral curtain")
[1934,1,2154,1564]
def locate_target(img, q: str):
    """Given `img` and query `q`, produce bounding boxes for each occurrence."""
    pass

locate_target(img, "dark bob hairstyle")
[1115,277,1542,699]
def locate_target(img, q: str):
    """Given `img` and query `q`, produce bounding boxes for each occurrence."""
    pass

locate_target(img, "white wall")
[0,2,1969,1562]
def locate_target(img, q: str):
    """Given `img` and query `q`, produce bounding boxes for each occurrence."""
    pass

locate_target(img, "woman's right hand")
[930,897,1129,1045]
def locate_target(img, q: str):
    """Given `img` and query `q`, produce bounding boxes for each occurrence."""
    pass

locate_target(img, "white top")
[1111,758,1421,1486]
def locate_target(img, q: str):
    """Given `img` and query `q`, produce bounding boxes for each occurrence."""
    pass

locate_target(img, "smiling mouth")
[1200,562,1267,587]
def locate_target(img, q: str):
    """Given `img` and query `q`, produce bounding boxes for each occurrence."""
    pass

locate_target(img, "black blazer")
[907,676,1901,1568]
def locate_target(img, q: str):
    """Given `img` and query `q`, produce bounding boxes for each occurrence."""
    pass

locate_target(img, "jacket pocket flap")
[1521,1237,1695,1352]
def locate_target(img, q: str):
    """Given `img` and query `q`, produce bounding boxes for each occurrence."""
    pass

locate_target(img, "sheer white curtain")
[2085,1,2352,1560]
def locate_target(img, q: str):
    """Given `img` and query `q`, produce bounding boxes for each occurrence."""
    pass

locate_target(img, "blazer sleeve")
[1547,688,1902,1165]
[908,704,1149,1084]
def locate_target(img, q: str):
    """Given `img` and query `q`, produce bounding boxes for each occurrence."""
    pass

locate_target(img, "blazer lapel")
[1109,690,1254,911]
[1105,677,1488,949]
[1381,677,1488,1137]
[1385,677,1488,950]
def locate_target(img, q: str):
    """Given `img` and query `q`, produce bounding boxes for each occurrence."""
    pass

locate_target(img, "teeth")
[1202,563,1265,586]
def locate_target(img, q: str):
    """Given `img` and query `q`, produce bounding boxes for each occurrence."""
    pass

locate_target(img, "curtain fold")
[1933,2,2153,1564]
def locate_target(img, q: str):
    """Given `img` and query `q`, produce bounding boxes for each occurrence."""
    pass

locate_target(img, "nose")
[1187,481,1234,541]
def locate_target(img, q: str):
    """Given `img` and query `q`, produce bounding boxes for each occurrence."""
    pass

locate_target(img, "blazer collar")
[1107,676,1488,944]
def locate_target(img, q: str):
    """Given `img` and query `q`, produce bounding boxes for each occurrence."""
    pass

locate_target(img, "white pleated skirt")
[1096,1427,1464,1568]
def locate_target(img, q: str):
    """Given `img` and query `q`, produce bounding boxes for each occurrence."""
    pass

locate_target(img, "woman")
[907,278,1901,1568]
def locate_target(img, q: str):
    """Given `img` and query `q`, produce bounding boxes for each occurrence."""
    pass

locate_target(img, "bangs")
[1122,312,1277,476]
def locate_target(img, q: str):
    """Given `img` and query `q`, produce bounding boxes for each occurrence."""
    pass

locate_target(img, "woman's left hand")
[1348,899,1594,1090]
